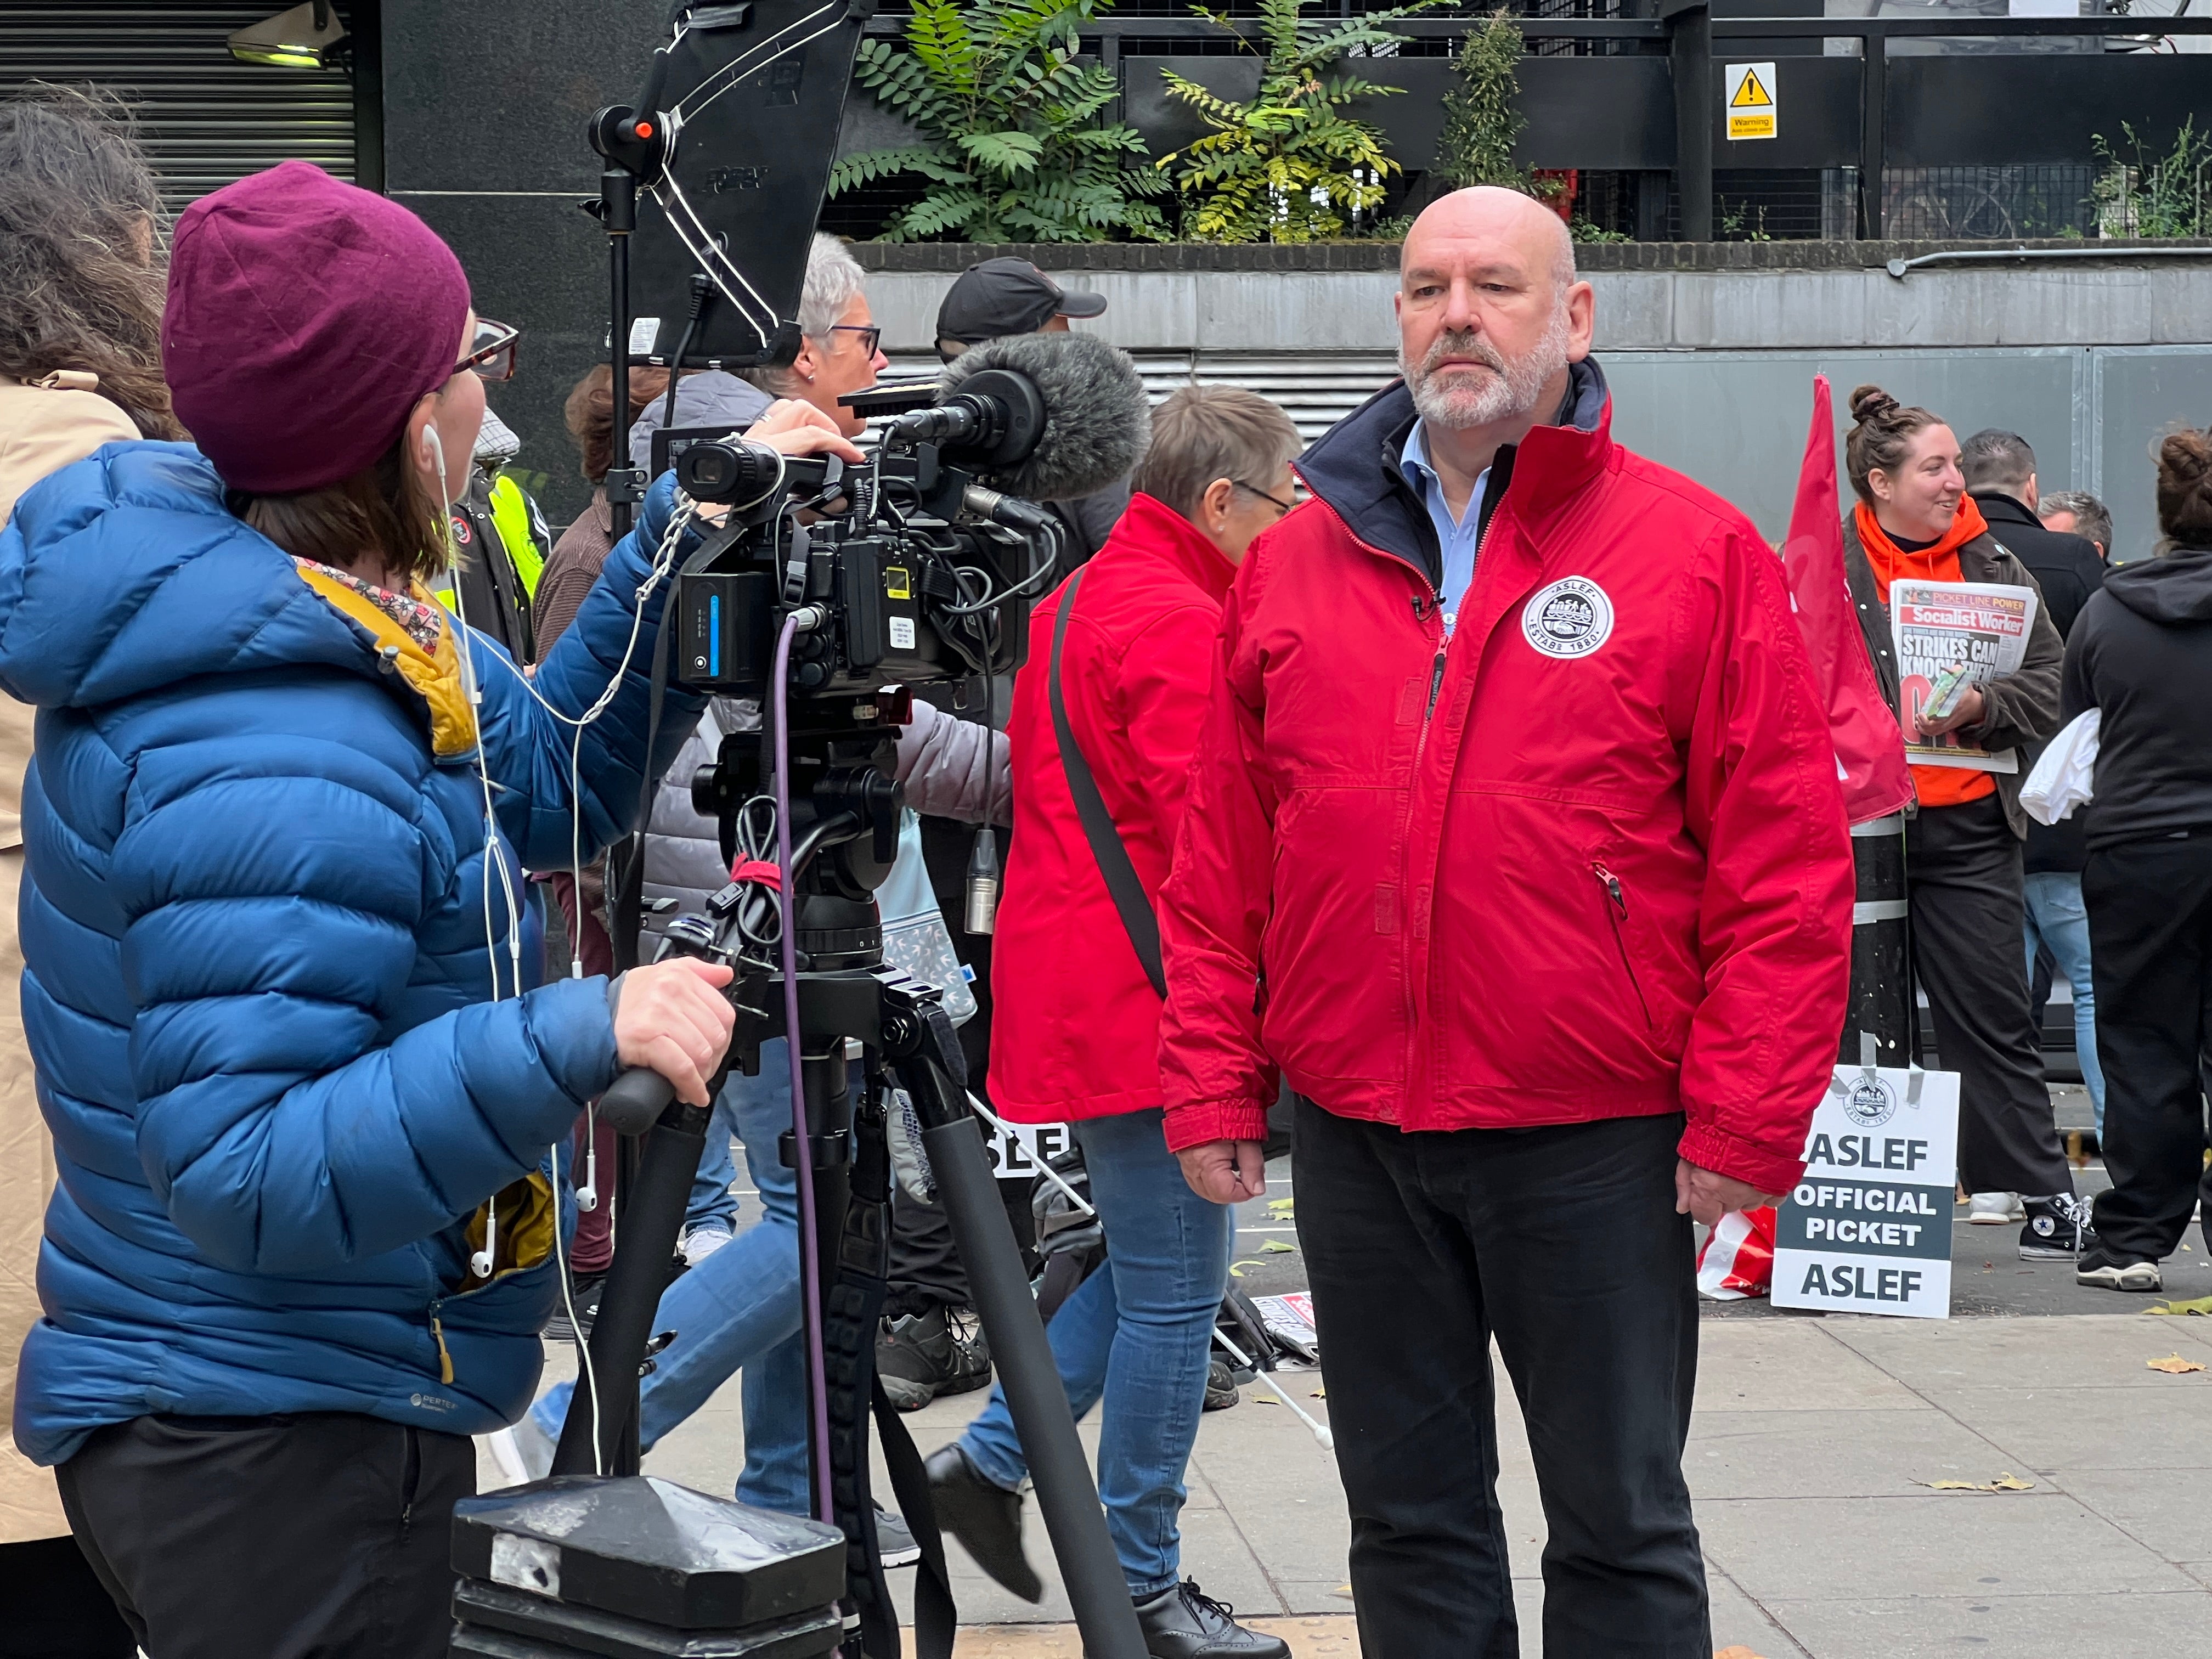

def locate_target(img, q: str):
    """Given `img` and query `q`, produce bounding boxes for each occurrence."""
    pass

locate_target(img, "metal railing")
[856,8,2212,242]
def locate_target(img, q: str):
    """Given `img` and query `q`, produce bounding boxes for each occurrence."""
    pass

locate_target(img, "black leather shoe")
[1133,1580,1290,1659]
[923,1443,1042,1603]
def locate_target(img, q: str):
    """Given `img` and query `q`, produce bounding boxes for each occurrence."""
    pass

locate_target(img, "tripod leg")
[795,1047,853,1508]
[553,1099,709,1478]
[898,1064,1148,1659]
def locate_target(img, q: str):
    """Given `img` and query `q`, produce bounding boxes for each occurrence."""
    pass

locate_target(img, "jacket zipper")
[1592,861,1655,1031]
[428,1304,455,1385]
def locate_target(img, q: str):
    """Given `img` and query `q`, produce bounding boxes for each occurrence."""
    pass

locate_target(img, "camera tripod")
[546,697,1146,1659]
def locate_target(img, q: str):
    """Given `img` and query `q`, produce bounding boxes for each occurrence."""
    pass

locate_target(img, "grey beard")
[1402,308,1572,431]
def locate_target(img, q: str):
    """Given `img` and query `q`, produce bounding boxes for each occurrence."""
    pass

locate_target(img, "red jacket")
[1157,363,1853,1194]
[989,492,1237,1123]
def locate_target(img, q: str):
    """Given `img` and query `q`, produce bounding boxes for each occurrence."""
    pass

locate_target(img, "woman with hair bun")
[2063,427,2212,1294]
[1839,384,2088,1261]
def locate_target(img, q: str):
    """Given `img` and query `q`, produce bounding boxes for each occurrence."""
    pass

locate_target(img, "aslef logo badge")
[1844,1074,1897,1129]
[1521,576,1615,659]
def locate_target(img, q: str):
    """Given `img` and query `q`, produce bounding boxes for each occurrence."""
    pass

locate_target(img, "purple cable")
[770,612,836,1525]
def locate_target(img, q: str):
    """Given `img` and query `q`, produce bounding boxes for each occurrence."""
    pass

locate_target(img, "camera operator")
[0,162,859,1659]
[924,387,1302,1659]
[1158,188,1854,1657]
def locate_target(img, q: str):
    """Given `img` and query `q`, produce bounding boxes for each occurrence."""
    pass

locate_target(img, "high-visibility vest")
[487,473,546,599]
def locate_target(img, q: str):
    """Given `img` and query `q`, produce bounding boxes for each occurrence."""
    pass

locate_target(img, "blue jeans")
[688,1090,742,1233]
[2024,871,2107,1131]
[957,1109,1233,1599]
[537,1040,809,1512]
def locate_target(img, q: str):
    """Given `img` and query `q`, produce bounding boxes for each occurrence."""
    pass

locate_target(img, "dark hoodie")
[2061,548,2212,849]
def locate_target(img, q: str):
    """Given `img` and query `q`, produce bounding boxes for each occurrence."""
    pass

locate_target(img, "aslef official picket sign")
[1771,1064,1961,1321]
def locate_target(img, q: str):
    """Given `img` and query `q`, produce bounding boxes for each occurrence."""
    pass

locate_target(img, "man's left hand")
[1914,683,1985,737]
[1674,1158,1784,1229]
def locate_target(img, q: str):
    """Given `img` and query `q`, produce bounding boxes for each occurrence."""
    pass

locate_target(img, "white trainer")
[1967,1191,2026,1224]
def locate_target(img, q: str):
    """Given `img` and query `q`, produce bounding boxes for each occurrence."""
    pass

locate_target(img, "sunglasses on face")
[456,318,520,382]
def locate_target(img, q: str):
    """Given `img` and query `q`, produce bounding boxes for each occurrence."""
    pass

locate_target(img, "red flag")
[1779,375,1914,826]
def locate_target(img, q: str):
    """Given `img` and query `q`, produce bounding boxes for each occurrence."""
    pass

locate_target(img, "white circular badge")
[1521,576,1615,659]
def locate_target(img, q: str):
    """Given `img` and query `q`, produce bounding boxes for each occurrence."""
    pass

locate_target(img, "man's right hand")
[612,957,736,1108]
[1177,1138,1268,1205]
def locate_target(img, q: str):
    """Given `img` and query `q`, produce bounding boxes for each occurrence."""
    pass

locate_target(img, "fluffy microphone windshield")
[942,330,1151,503]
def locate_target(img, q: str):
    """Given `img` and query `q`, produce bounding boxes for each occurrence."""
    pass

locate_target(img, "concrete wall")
[867,259,2212,562]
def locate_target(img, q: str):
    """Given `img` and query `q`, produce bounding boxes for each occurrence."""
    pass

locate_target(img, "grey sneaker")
[872,1504,921,1569]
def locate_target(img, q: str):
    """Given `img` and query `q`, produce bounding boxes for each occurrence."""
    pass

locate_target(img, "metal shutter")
[0,3,357,215]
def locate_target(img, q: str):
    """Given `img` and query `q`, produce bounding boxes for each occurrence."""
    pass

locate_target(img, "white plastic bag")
[876,808,978,1026]
[2021,708,2101,826]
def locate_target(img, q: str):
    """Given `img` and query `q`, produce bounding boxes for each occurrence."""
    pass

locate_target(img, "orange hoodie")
[1854,499,1995,809]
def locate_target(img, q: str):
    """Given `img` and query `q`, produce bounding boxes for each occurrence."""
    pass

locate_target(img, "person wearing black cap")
[936,257,1128,570]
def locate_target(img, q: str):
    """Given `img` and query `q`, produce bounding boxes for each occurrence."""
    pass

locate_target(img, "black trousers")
[1906,795,2072,1197]
[56,1412,473,1659]
[2085,836,2212,1261]
[0,1534,134,1658]
[1295,1101,1708,1659]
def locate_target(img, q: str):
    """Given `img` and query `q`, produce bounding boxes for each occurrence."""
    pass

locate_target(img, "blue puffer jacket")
[0,443,705,1464]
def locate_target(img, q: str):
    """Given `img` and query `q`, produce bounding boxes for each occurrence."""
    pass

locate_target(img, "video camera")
[450,8,1156,1659]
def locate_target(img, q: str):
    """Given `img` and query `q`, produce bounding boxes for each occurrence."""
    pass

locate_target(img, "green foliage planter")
[827,0,1168,243]
[1152,0,1443,244]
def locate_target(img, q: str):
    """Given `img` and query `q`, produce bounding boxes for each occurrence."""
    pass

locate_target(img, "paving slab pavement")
[498,1310,2212,1655]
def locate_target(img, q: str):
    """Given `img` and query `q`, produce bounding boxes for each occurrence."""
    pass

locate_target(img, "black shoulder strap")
[1049,568,1166,1000]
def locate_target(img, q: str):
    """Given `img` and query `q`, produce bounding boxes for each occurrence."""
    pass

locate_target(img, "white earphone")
[472,1201,498,1279]
[576,1105,600,1212]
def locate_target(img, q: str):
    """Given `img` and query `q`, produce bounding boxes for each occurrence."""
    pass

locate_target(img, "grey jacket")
[628,371,775,476]
[1842,516,2064,840]
[641,697,1012,934]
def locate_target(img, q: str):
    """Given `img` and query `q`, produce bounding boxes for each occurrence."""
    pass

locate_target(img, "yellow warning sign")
[1725,61,1777,142]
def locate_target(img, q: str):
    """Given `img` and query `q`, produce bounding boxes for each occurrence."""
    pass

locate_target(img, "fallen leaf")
[2148,1295,2212,1316]
[1228,1260,1261,1279]
[2148,1353,2207,1374]
[1266,1197,1295,1214]
[1915,1473,2036,1492]
[1311,1388,1327,1399]
[1261,1239,1296,1254]
[1330,1584,1353,1600]
[1253,1395,1279,1406]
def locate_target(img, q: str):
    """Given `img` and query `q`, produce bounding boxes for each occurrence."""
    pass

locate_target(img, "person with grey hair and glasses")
[628,230,887,467]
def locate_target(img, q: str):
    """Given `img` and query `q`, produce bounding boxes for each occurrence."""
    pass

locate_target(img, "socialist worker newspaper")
[1889,579,2040,772]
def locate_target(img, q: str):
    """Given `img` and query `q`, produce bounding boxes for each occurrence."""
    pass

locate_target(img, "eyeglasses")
[456,318,520,382]
[1234,478,1299,517]
[826,323,883,359]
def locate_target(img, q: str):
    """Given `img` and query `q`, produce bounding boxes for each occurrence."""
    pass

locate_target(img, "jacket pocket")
[1591,861,1655,1035]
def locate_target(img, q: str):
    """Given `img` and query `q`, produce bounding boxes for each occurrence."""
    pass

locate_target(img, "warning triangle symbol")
[1731,68,1773,108]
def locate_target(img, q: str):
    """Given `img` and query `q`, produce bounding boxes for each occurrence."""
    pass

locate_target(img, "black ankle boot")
[922,1443,1042,1603]
[1132,1579,1290,1659]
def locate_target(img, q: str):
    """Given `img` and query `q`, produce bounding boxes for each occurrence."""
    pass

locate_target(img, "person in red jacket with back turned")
[1159,188,1854,1657]
[925,387,1304,1659]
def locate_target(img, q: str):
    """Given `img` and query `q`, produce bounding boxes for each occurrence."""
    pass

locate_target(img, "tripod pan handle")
[597,1066,678,1136]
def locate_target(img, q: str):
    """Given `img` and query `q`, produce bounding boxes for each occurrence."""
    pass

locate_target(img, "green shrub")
[1154,0,1442,244]
[828,0,1167,243]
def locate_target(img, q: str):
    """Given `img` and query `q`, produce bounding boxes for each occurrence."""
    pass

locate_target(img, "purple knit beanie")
[162,161,471,495]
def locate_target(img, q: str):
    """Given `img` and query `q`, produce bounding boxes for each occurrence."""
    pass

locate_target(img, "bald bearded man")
[1156,189,1855,1657]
